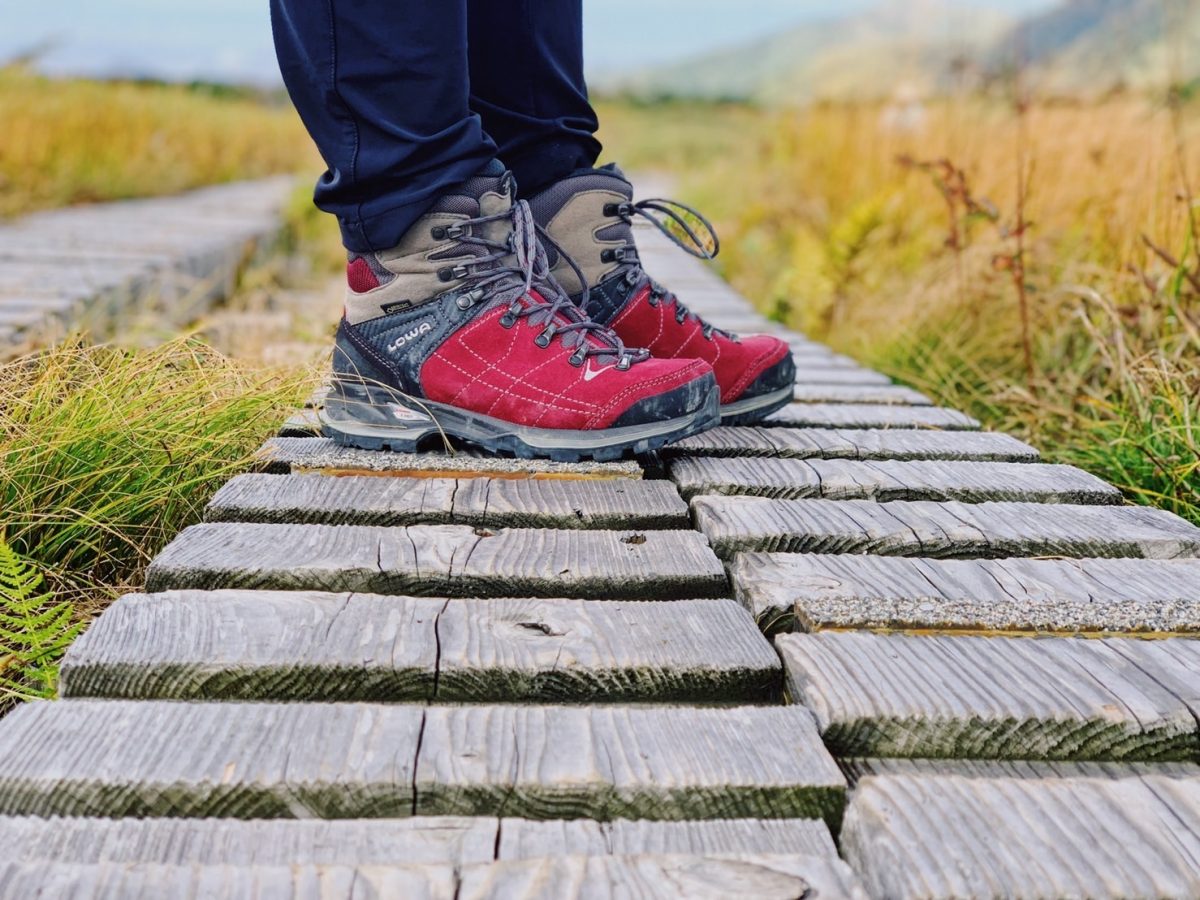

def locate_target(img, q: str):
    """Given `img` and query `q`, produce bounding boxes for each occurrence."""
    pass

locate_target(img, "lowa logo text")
[387,321,433,354]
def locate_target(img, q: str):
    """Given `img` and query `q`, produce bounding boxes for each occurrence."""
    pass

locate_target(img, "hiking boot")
[529,164,795,425]
[322,162,719,461]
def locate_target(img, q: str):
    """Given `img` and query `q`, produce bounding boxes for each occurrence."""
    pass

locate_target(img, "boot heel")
[319,378,440,451]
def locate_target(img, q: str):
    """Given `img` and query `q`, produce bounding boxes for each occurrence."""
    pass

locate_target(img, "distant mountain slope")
[605,0,1013,103]
[996,0,1199,92]
[609,0,1197,103]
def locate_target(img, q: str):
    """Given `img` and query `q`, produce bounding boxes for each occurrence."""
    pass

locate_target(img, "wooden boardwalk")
[0,178,293,359]
[5,194,1200,897]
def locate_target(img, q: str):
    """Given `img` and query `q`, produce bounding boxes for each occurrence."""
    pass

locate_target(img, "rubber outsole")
[319,379,721,463]
[719,383,794,426]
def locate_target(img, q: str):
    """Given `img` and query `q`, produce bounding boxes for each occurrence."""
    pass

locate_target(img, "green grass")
[0,339,313,704]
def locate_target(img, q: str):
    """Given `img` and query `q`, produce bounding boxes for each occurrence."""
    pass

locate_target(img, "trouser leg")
[270,0,497,251]
[466,0,601,197]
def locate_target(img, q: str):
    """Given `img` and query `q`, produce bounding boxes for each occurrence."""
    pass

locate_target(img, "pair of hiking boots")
[323,161,794,461]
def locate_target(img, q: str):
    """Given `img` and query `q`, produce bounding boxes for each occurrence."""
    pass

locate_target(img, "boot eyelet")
[534,328,554,349]
[568,349,587,367]
[456,287,485,310]
[445,223,466,239]
[499,312,517,329]
[438,264,471,283]
[617,354,632,371]
[431,226,447,240]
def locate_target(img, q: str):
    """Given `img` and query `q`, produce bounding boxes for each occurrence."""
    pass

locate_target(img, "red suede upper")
[608,285,790,404]
[420,300,712,430]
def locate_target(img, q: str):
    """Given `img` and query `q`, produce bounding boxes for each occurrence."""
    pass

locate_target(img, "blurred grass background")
[599,96,1200,525]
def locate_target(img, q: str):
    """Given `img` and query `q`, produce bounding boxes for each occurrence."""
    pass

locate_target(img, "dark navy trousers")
[270,0,602,252]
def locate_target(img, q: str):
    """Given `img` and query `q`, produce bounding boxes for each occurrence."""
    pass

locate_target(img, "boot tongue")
[428,161,514,220]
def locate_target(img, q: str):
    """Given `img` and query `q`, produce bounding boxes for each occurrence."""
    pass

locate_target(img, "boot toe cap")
[609,365,718,428]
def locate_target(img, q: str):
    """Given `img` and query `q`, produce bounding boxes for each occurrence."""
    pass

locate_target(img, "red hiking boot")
[529,165,795,424]
[323,163,719,461]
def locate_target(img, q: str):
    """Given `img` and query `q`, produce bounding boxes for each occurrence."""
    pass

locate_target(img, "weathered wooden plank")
[206,474,454,525]
[434,598,780,703]
[146,523,728,599]
[793,384,932,405]
[0,855,864,900]
[496,818,838,859]
[777,632,1198,760]
[842,774,1200,899]
[793,367,894,386]
[413,705,846,825]
[766,403,979,430]
[669,456,1120,504]
[277,408,322,437]
[839,757,1200,787]
[0,700,425,818]
[457,854,867,899]
[666,426,1039,462]
[694,496,1200,560]
[0,816,498,865]
[1105,638,1200,720]
[58,591,440,702]
[61,593,779,703]
[0,862,456,899]
[205,473,689,530]
[254,437,644,480]
[0,702,845,823]
[730,553,1200,636]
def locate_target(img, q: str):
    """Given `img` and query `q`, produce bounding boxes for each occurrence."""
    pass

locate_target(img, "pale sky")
[0,0,1058,86]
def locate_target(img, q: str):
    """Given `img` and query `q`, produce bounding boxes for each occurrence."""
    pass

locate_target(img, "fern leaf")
[0,537,81,707]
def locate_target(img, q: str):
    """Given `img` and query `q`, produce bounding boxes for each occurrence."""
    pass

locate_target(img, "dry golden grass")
[0,66,315,216]
[600,96,1200,522]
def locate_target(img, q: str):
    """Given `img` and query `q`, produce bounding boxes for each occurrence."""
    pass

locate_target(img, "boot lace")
[601,198,732,341]
[447,200,649,369]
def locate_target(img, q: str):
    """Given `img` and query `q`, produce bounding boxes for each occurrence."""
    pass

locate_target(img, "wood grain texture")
[0,702,843,823]
[669,456,1120,504]
[254,437,644,480]
[61,593,779,703]
[842,774,1200,899]
[1105,638,1200,720]
[792,385,932,405]
[0,816,498,865]
[413,705,846,826]
[0,700,425,818]
[205,474,689,530]
[496,817,837,859]
[0,862,457,899]
[765,403,979,431]
[146,523,728,599]
[694,496,1200,560]
[777,632,1198,760]
[59,591,440,702]
[457,854,868,899]
[792,367,894,386]
[666,426,1039,463]
[433,598,781,703]
[730,553,1200,636]
[839,757,1200,787]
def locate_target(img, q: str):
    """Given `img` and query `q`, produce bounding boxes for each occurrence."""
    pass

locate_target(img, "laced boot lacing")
[440,200,648,370]
[597,198,731,341]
